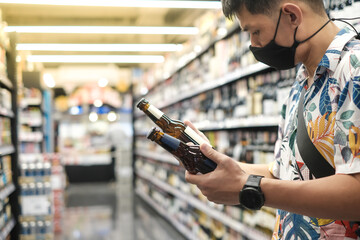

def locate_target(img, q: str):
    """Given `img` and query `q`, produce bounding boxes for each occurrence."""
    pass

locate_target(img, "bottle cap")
[136,98,148,108]
[146,127,158,140]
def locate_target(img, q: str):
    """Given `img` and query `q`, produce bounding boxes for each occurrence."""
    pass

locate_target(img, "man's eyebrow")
[241,24,250,32]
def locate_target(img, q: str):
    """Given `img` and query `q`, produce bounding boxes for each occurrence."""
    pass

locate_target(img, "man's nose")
[250,39,261,48]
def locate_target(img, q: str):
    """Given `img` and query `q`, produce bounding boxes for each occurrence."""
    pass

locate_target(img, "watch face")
[240,187,264,210]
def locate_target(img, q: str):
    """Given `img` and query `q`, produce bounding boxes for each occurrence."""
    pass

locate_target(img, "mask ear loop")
[297,18,333,44]
[272,9,283,40]
[331,17,360,40]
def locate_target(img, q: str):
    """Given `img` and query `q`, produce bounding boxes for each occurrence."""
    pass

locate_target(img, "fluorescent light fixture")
[0,0,221,9]
[16,43,183,52]
[43,73,55,88]
[27,55,165,63]
[5,26,199,35]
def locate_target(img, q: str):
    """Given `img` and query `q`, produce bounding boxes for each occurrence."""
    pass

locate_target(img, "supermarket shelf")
[136,169,269,240]
[246,145,275,152]
[20,121,42,127]
[136,189,197,240]
[135,116,279,136]
[168,24,240,79]
[135,149,179,165]
[20,153,44,163]
[0,145,15,157]
[0,218,15,240]
[19,132,43,142]
[0,183,15,200]
[134,62,271,118]
[157,62,270,109]
[21,98,42,108]
[0,107,14,118]
[142,23,240,99]
[194,115,279,131]
[0,75,13,90]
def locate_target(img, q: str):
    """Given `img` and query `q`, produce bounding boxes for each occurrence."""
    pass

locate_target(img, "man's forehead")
[235,10,274,31]
[235,10,259,31]
[235,15,253,32]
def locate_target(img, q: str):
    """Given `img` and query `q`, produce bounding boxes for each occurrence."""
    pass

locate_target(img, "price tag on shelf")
[21,195,50,216]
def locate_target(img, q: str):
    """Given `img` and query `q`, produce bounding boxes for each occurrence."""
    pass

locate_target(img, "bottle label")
[184,126,209,146]
[147,105,164,119]
[161,133,180,151]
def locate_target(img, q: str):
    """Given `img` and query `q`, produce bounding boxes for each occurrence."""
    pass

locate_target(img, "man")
[185,0,360,239]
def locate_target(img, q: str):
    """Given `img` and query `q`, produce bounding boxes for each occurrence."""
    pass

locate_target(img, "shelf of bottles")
[18,153,56,240]
[0,10,17,239]
[133,3,360,239]
[131,8,294,239]
[135,158,273,240]
[19,88,44,155]
[50,154,65,235]
[17,85,58,238]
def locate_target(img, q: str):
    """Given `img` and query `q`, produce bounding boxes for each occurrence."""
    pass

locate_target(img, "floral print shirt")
[270,28,360,239]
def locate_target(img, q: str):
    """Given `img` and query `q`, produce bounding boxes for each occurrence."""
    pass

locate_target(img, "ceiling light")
[5,26,199,35]
[16,43,183,52]
[27,55,165,63]
[0,0,221,9]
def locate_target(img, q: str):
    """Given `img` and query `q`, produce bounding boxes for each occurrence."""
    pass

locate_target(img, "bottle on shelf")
[146,127,217,174]
[137,98,210,146]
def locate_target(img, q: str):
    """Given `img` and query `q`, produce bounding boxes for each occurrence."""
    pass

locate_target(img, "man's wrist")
[239,174,265,210]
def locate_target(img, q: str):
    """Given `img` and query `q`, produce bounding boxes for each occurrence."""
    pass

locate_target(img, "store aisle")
[57,181,186,240]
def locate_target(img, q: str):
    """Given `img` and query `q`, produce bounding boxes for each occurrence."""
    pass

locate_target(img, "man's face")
[236,7,293,48]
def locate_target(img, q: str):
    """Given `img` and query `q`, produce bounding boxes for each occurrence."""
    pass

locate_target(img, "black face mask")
[249,10,332,70]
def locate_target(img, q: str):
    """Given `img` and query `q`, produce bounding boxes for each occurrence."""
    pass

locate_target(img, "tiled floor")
[57,181,186,240]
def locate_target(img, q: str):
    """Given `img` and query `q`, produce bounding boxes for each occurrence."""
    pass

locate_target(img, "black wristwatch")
[239,175,265,210]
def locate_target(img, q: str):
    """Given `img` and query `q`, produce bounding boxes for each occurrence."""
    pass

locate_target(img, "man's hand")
[185,143,249,205]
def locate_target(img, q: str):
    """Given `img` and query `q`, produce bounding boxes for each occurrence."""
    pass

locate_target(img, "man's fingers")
[200,143,225,164]
[185,170,202,184]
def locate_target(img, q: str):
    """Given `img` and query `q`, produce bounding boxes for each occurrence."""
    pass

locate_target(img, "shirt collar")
[317,27,356,72]
[297,27,356,82]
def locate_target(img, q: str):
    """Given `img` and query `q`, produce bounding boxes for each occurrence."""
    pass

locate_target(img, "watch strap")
[239,175,265,209]
[243,174,264,190]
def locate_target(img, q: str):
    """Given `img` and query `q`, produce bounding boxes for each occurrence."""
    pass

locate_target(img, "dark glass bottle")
[147,127,217,174]
[137,98,209,146]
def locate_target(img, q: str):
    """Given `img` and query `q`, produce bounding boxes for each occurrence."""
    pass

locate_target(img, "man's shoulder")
[336,37,360,77]
[344,37,360,52]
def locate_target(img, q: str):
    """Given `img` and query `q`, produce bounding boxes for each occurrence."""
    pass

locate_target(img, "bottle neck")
[145,104,164,122]
[159,133,181,151]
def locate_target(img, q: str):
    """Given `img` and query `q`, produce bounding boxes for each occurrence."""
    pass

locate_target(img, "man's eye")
[252,30,260,36]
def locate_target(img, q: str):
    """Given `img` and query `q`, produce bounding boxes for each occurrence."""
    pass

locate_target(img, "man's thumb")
[200,143,224,164]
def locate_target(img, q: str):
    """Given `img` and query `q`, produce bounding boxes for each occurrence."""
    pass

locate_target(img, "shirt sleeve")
[269,103,287,178]
[333,57,360,175]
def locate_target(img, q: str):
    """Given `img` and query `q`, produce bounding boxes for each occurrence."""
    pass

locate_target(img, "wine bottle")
[147,127,217,174]
[137,98,209,146]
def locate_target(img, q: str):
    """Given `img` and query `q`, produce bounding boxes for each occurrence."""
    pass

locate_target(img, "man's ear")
[282,3,303,27]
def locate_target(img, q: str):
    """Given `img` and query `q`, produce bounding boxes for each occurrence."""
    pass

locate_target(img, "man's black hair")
[221,0,326,20]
